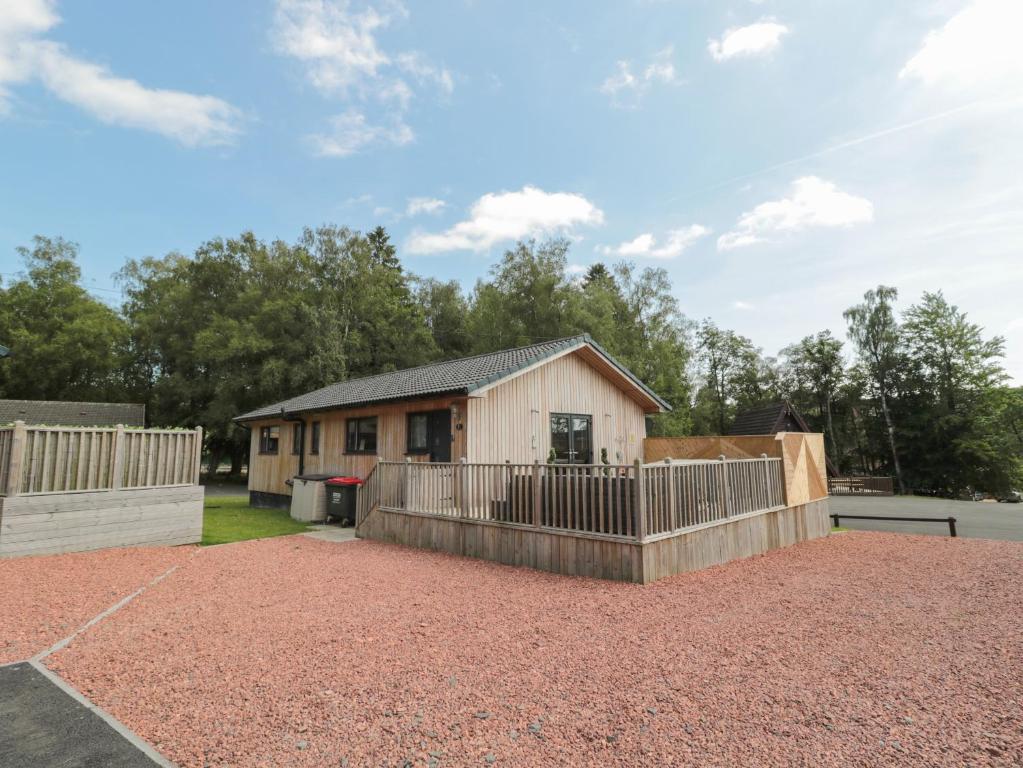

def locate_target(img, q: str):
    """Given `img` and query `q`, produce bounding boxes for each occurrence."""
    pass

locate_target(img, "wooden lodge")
[236,336,667,509]
[237,336,830,583]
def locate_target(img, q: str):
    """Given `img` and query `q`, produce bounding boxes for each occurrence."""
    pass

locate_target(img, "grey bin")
[289,473,337,523]
[325,477,363,525]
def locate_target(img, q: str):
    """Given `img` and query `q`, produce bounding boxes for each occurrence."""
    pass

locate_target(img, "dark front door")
[426,409,452,462]
[550,413,593,464]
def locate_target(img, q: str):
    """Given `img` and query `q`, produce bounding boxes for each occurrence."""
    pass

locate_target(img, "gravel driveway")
[22,532,1021,767]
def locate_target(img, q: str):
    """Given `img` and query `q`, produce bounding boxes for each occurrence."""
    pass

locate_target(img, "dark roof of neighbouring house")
[727,401,812,436]
[235,335,670,422]
[0,399,146,427]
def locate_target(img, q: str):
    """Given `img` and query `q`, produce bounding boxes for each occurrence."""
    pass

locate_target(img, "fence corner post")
[663,457,677,532]
[192,426,204,485]
[634,458,646,542]
[532,460,542,528]
[6,420,27,496]
[111,424,126,489]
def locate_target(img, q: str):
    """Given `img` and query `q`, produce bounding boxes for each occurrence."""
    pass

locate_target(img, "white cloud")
[406,196,446,216]
[272,0,453,157]
[307,110,412,157]
[601,47,677,107]
[600,225,710,259]
[272,0,394,95]
[407,186,604,254]
[732,300,755,311]
[708,20,788,62]
[899,0,1023,94]
[0,0,240,144]
[717,176,873,250]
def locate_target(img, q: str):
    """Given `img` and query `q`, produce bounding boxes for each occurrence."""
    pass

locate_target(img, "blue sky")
[1,0,1021,380]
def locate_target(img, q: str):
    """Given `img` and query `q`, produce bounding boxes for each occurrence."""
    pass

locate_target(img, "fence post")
[5,420,27,496]
[192,426,203,485]
[111,424,126,489]
[459,457,469,518]
[663,457,677,532]
[404,457,412,510]
[719,454,732,517]
[634,458,646,542]
[760,453,771,507]
[532,460,542,528]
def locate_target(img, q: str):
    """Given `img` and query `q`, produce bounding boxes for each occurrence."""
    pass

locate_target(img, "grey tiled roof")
[0,399,146,427]
[236,335,669,421]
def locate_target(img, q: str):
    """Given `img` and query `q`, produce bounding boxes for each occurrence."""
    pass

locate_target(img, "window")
[550,414,592,464]
[345,416,378,454]
[407,413,429,454]
[310,421,320,455]
[291,423,302,455]
[259,425,280,455]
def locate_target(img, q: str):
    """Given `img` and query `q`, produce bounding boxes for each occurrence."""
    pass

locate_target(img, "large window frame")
[291,423,302,455]
[549,413,593,464]
[406,412,430,455]
[258,425,280,455]
[345,416,378,455]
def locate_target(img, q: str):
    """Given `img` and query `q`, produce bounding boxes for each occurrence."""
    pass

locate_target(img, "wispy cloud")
[0,0,240,144]
[272,0,453,157]
[407,186,604,254]
[601,47,677,107]
[406,196,446,216]
[708,20,788,62]
[307,109,412,157]
[717,177,873,250]
[600,225,710,259]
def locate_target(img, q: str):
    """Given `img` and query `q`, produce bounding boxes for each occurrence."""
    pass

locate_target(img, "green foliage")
[0,236,129,401]
[4,231,1018,497]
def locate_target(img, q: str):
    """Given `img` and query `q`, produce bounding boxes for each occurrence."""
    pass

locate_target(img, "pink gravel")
[0,545,195,663]
[42,532,1023,767]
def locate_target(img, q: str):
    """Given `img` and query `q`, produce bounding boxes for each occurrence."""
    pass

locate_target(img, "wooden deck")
[356,435,829,583]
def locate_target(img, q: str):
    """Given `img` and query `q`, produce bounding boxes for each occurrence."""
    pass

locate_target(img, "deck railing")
[376,454,785,543]
[0,421,203,496]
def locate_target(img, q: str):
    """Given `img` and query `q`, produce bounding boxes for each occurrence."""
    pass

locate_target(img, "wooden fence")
[367,455,784,544]
[828,476,895,496]
[0,421,203,496]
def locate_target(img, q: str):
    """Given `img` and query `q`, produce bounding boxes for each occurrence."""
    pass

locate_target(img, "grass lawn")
[202,496,312,546]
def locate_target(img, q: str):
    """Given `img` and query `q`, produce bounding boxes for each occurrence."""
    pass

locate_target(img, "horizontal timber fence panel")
[1,421,203,496]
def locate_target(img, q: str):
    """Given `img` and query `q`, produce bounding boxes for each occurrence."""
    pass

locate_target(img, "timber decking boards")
[360,499,829,583]
[0,663,160,768]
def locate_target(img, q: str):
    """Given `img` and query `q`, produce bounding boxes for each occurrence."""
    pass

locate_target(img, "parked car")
[997,490,1022,503]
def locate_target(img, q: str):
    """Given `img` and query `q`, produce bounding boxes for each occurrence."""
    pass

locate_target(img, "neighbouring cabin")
[236,335,665,509]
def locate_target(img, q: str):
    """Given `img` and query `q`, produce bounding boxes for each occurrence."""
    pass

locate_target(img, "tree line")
[1,229,1019,495]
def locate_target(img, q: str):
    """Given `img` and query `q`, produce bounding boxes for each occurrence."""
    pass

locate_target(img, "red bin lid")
[326,476,363,486]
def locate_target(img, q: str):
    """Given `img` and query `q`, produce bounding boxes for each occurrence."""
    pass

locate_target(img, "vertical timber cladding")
[465,350,650,465]
[246,395,469,497]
